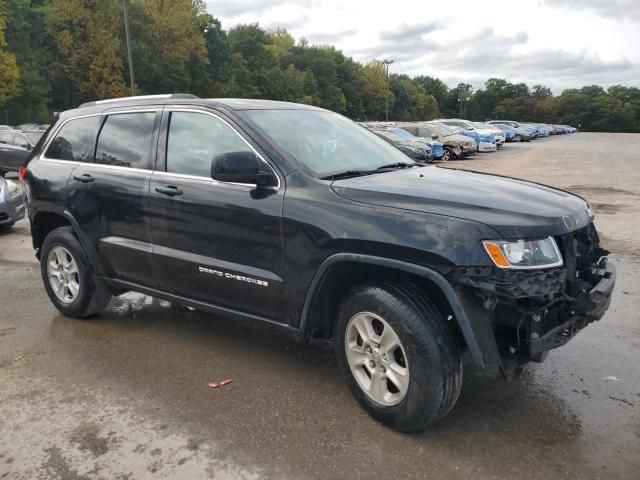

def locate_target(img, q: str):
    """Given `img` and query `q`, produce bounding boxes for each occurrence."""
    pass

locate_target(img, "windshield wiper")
[320,170,374,180]
[376,162,418,170]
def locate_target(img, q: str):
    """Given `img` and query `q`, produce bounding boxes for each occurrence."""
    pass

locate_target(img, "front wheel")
[441,148,451,162]
[514,134,522,142]
[40,227,112,318]
[335,283,463,432]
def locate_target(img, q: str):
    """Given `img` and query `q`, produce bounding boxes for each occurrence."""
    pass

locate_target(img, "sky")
[206,0,640,94]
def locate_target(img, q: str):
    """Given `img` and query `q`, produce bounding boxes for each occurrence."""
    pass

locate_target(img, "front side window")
[241,109,414,177]
[45,117,100,162]
[14,134,30,148]
[0,133,13,145]
[95,112,156,169]
[166,111,253,178]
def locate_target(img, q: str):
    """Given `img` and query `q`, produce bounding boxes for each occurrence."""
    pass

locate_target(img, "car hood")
[443,134,475,146]
[331,166,592,238]
[396,140,430,151]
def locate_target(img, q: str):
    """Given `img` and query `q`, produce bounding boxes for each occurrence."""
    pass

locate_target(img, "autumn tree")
[0,0,20,107]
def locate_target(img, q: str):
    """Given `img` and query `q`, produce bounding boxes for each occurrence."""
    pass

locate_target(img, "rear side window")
[166,111,251,178]
[95,112,156,169]
[0,133,13,144]
[45,117,100,162]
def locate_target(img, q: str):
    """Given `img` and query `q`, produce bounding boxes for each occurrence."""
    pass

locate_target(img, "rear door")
[0,132,16,173]
[10,132,34,168]
[149,107,285,319]
[64,109,160,286]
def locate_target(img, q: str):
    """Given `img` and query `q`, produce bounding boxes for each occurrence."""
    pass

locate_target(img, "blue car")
[388,128,446,160]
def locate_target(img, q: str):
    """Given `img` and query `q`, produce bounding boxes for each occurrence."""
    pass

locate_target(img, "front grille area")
[555,222,608,292]
[0,213,8,221]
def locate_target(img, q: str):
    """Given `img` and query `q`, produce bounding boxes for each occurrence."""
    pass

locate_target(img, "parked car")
[0,130,44,176]
[23,94,615,432]
[469,122,507,146]
[489,123,533,142]
[435,119,497,152]
[0,175,25,230]
[487,120,538,139]
[396,122,477,160]
[521,122,550,137]
[384,127,446,161]
[0,125,13,131]
[369,128,432,162]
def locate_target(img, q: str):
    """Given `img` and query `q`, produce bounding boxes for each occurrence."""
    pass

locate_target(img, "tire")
[441,148,451,162]
[0,221,15,232]
[40,226,112,318]
[514,134,522,142]
[335,282,463,432]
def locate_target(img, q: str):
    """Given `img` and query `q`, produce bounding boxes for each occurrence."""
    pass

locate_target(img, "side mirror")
[211,151,276,187]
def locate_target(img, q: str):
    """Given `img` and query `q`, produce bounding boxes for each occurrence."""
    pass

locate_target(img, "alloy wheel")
[47,246,80,303]
[345,311,410,406]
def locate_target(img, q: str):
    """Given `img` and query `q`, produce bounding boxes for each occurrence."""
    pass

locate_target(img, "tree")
[0,0,20,107]
[45,0,127,101]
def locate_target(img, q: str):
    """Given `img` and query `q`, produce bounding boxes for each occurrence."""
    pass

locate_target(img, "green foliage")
[0,4,638,132]
[0,0,20,106]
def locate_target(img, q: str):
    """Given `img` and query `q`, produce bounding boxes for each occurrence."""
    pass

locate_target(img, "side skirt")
[103,277,303,342]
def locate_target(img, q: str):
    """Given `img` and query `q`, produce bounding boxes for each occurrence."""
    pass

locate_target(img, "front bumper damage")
[449,223,615,375]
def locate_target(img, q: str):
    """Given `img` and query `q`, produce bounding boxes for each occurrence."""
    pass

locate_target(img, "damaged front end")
[451,223,616,377]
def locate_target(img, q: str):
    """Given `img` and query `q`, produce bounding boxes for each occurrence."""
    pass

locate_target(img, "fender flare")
[299,253,486,368]
[62,210,107,275]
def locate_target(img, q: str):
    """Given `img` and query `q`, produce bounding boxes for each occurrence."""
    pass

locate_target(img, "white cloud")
[206,0,640,93]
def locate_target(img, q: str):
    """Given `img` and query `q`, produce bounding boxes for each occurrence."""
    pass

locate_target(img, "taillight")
[18,166,27,183]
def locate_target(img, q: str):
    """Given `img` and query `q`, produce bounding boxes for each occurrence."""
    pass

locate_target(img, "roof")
[76,94,320,112]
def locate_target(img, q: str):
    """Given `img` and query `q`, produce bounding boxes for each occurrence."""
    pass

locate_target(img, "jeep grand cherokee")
[21,94,615,432]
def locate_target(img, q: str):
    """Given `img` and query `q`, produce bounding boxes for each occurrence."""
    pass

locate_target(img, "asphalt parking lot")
[1,133,638,479]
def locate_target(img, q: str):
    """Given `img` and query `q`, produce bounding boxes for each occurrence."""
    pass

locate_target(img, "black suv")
[22,95,615,432]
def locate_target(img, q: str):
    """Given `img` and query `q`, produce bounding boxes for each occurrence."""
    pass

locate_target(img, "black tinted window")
[45,117,99,162]
[95,113,156,169]
[166,112,251,177]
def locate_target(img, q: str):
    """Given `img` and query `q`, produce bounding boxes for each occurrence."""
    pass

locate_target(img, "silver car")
[0,176,25,231]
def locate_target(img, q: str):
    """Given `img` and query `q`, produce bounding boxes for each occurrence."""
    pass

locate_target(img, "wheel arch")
[32,209,105,274]
[299,253,486,367]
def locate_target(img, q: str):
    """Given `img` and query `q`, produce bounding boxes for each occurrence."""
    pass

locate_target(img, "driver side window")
[166,111,252,178]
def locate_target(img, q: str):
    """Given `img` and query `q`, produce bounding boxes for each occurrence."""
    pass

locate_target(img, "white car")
[436,119,500,152]
[469,121,507,147]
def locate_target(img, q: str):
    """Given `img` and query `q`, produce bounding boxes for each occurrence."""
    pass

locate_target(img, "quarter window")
[166,112,253,178]
[45,117,100,162]
[95,112,156,169]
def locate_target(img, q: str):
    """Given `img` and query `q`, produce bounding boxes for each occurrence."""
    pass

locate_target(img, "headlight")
[411,147,425,153]
[482,237,563,269]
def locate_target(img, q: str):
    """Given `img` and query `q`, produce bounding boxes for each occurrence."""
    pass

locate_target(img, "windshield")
[25,132,43,144]
[427,123,456,136]
[241,109,415,177]
[387,128,415,140]
[471,122,492,129]
[372,130,405,142]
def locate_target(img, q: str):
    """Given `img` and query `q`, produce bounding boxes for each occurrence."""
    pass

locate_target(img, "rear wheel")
[335,282,463,432]
[40,227,112,318]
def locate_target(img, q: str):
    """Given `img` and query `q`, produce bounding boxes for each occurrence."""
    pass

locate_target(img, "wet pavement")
[1,133,639,479]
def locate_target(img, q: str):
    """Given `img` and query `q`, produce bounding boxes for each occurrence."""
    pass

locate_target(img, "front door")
[149,108,285,320]
[63,110,160,287]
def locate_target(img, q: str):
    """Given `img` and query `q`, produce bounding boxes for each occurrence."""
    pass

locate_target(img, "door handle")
[155,185,183,197]
[73,173,94,183]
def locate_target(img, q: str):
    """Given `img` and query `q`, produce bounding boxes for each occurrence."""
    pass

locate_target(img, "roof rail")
[79,93,198,108]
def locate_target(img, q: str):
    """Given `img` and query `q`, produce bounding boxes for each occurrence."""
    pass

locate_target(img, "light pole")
[382,59,393,122]
[123,0,135,96]
[458,97,463,117]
